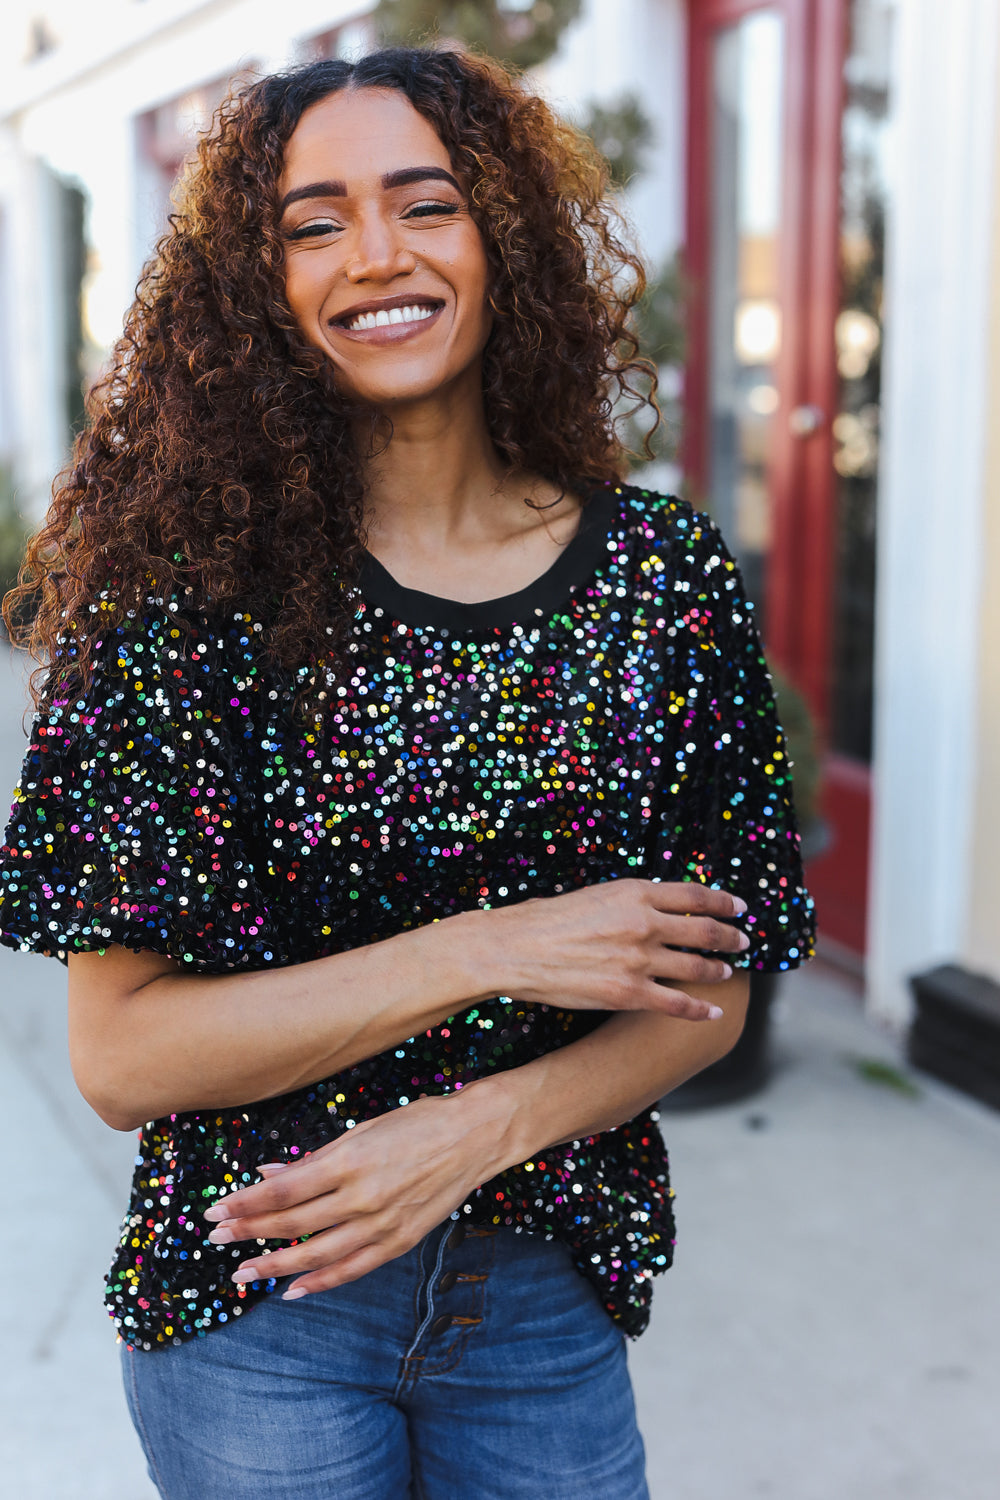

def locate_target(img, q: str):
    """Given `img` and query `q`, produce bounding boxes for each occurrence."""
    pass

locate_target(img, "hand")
[489,878,748,1022]
[202,1084,513,1300]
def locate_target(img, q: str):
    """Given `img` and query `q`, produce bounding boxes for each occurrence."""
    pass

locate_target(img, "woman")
[0,47,813,1500]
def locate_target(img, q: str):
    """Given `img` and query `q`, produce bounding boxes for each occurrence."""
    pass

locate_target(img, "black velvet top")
[0,483,814,1346]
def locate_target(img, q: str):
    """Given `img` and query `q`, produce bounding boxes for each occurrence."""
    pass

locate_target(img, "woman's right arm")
[67,879,746,1131]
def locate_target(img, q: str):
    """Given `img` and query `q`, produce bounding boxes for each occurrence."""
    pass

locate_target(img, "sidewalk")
[2,642,999,1499]
[630,964,1000,1500]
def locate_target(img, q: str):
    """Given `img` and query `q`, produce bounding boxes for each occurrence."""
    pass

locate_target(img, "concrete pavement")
[1,641,998,1499]
[631,964,1000,1500]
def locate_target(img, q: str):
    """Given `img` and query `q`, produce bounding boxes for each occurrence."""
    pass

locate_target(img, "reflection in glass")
[707,10,784,628]
[830,0,893,762]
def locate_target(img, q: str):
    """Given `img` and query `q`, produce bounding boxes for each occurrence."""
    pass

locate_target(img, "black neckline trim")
[357,484,623,631]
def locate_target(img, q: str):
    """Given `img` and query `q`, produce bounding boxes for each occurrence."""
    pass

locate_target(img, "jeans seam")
[124,1347,170,1498]
[395,1227,451,1400]
[413,1226,436,1334]
[414,1231,496,1378]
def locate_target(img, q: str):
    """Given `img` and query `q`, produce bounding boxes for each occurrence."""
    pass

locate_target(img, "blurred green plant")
[579,92,654,189]
[848,1056,921,1097]
[0,466,31,641]
[769,667,821,834]
[372,0,584,69]
[618,252,687,467]
[633,252,687,369]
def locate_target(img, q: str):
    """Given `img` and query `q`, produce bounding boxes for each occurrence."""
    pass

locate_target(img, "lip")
[329,293,445,346]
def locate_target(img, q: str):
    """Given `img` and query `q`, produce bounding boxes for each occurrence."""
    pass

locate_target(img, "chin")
[331,362,482,411]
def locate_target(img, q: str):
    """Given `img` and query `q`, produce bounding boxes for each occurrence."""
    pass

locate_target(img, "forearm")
[486,974,751,1166]
[203,972,751,1299]
[68,877,747,1132]
[68,910,498,1130]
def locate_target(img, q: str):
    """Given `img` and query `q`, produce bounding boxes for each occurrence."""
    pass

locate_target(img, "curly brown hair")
[6,46,656,702]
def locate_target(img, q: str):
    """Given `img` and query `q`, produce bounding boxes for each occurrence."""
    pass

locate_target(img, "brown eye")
[404,201,462,219]
[286,219,341,241]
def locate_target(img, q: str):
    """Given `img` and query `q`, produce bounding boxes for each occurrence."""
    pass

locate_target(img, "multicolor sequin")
[0,484,814,1345]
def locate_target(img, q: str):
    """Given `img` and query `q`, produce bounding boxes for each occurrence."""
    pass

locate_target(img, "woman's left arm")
[204,972,749,1297]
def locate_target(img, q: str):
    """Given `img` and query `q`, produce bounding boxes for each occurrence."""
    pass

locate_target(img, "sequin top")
[0,483,814,1345]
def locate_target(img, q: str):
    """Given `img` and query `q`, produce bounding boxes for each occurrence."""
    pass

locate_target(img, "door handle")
[789,404,825,436]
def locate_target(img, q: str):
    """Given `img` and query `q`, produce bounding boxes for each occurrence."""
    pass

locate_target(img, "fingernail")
[707,1005,725,1020]
[231,1266,259,1284]
[737,932,750,950]
[282,1286,308,1302]
[732,896,748,915]
[208,1226,234,1244]
[257,1163,289,1174]
[203,1203,228,1222]
[720,963,733,979]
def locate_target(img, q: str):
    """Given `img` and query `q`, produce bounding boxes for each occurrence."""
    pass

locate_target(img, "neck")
[358,379,518,552]
[354,377,582,601]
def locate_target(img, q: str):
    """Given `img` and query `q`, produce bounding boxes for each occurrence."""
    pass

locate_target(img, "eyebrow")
[279,166,462,216]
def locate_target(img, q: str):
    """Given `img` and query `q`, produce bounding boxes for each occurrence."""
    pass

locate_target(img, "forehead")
[280,87,452,189]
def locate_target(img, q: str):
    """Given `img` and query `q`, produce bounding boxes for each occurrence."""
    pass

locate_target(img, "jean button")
[438,1271,458,1293]
[430,1314,453,1338]
[446,1222,465,1250]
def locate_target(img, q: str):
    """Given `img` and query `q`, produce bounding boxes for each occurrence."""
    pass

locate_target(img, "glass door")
[686,0,887,958]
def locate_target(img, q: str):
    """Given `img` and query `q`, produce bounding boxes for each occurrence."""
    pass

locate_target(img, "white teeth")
[344,304,436,332]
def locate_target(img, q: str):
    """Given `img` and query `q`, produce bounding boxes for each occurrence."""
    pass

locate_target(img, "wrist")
[444,906,516,1001]
[453,1062,549,1180]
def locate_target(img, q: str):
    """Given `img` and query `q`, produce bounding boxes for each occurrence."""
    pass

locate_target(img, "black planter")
[658,970,780,1111]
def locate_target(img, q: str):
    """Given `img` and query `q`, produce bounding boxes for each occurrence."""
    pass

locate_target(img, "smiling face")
[278,87,493,412]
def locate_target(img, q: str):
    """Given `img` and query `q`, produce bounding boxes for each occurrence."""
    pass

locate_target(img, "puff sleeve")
[648,509,816,971]
[0,602,271,971]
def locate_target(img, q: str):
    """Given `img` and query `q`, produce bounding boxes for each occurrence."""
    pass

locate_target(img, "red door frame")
[683,0,870,955]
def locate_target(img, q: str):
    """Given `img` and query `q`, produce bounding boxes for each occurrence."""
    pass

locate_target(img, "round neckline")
[357,483,623,631]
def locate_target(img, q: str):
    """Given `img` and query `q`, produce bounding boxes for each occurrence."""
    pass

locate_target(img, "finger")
[203,1153,339,1222]
[652,950,736,985]
[203,1169,300,1222]
[283,1240,402,1301]
[636,981,725,1021]
[652,914,751,954]
[207,1190,346,1246]
[230,1221,371,1286]
[648,882,747,919]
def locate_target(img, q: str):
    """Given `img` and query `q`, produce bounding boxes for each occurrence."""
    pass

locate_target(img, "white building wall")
[965,159,1000,984]
[541,0,687,265]
[0,136,69,504]
[868,0,1000,1023]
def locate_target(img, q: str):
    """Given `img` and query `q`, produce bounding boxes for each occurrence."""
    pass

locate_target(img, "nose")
[345,210,416,284]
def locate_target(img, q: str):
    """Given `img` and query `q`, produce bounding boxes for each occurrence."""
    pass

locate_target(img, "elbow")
[710,1009,747,1066]
[97,1101,149,1134]
[78,1084,148,1134]
[68,949,185,1130]
[70,1052,149,1133]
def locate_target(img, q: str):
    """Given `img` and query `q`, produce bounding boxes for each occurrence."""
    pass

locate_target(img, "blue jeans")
[122,1220,650,1499]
